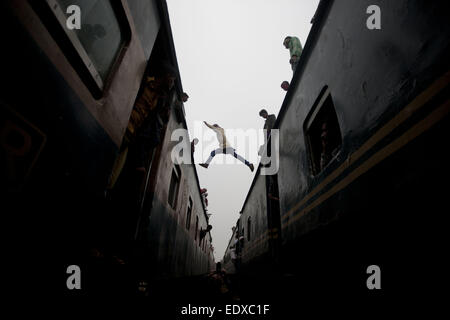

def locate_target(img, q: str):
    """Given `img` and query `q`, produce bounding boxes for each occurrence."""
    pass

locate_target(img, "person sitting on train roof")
[283,36,303,72]
[106,66,177,191]
[199,122,254,172]
[281,81,290,91]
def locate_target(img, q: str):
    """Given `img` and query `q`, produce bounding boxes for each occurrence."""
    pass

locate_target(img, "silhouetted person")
[281,81,290,91]
[200,225,212,240]
[259,109,277,156]
[259,109,277,135]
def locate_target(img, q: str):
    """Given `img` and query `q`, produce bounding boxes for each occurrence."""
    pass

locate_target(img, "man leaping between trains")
[199,121,254,172]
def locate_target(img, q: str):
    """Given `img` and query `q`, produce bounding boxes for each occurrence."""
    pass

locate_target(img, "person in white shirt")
[199,121,254,172]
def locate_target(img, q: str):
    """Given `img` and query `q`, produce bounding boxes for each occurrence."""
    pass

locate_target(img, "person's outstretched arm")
[204,121,214,129]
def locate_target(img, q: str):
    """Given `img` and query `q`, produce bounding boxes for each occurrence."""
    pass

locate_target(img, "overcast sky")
[166,0,320,261]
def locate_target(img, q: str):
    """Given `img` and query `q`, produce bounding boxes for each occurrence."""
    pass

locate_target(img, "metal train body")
[223,0,450,292]
[1,0,213,292]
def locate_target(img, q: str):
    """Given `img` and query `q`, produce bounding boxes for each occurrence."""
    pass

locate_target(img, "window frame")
[303,86,342,176]
[36,0,131,98]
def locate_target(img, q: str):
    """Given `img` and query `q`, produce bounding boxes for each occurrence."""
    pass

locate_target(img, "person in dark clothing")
[259,109,277,134]
[200,225,212,240]
[258,109,277,157]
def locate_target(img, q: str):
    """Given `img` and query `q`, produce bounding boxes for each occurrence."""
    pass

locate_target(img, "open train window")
[185,197,192,230]
[168,164,181,209]
[32,0,131,98]
[304,87,342,175]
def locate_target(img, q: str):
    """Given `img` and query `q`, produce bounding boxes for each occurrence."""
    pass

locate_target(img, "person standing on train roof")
[258,109,277,158]
[199,121,254,172]
[283,36,302,72]
[259,109,277,134]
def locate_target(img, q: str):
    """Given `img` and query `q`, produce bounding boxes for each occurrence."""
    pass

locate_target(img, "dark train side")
[223,0,450,297]
[1,0,213,296]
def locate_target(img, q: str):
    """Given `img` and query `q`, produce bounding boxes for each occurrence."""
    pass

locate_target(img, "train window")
[168,164,181,209]
[35,0,131,97]
[247,217,251,241]
[304,87,342,175]
[185,197,193,230]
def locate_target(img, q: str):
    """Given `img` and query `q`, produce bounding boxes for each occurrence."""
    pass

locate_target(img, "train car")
[139,86,214,278]
[0,0,213,296]
[224,0,450,297]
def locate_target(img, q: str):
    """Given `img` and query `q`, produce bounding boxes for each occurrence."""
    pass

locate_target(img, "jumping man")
[199,121,254,172]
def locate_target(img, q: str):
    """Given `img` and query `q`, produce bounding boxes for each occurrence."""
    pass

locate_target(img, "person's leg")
[225,148,254,172]
[200,148,223,168]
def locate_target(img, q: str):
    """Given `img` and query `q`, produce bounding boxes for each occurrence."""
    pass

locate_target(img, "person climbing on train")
[200,224,212,240]
[199,121,254,172]
[106,64,177,191]
[200,188,208,207]
[283,36,303,72]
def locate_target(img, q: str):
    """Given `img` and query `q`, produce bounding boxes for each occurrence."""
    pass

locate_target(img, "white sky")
[166,0,320,261]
